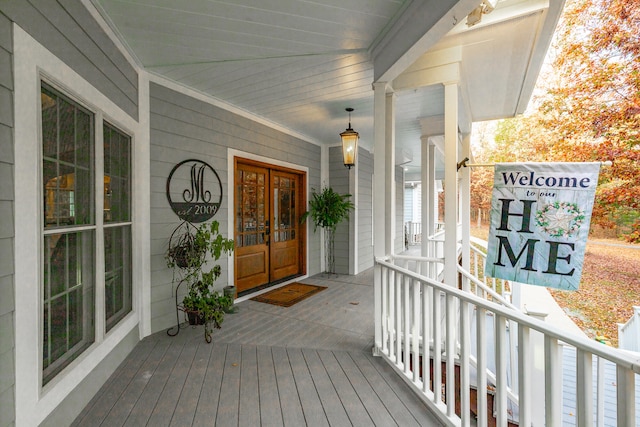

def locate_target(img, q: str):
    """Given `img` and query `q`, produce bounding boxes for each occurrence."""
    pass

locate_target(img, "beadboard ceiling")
[91,0,563,174]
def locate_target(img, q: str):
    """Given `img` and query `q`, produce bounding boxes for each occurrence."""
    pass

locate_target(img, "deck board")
[333,351,397,426]
[317,350,374,426]
[190,343,226,427]
[238,345,260,427]
[74,270,443,426]
[146,341,198,427]
[271,346,307,426]
[256,346,284,427]
[123,340,185,427]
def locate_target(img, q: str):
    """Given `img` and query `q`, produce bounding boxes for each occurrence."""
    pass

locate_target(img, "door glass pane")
[236,168,267,248]
[273,174,296,243]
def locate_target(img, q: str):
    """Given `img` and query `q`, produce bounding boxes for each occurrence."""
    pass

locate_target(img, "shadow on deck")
[72,270,443,426]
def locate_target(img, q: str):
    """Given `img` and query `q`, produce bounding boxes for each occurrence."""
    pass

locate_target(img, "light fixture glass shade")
[340,127,358,169]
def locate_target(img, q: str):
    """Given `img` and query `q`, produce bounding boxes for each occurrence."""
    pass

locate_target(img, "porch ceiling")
[91,0,562,173]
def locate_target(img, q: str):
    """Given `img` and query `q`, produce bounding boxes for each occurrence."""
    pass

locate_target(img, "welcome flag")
[484,162,600,290]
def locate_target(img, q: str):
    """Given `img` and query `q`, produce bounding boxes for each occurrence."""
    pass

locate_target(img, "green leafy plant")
[166,220,234,342]
[300,187,354,274]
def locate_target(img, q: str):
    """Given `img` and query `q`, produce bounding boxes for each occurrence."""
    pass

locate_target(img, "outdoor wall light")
[340,107,359,169]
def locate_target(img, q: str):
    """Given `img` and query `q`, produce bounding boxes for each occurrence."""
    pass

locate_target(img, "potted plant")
[166,220,234,342]
[301,186,354,275]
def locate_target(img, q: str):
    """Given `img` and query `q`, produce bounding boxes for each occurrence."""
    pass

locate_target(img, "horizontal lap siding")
[358,148,373,271]
[329,146,350,275]
[0,10,14,427]
[150,83,321,333]
[1,0,138,120]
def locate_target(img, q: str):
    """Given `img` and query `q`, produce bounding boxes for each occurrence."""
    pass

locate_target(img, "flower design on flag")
[535,201,585,238]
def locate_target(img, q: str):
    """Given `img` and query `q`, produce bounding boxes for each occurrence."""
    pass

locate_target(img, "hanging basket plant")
[165,220,235,342]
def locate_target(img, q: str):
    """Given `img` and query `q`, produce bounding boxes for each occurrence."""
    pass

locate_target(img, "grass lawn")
[471,223,640,347]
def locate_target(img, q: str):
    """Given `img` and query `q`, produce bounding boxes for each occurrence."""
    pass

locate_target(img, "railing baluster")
[495,314,508,427]
[379,264,387,354]
[617,365,636,427]
[460,299,471,427]
[446,294,456,418]
[596,355,604,427]
[422,285,431,394]
[544,336,562,426]
[412,278,420,383]
[577,348,593,426]
[433,289,442,403]
[395,271,402,366]
[476,306,488,427]
[389,269,396,362]
[404,274,411,375]
[518,323,531,427]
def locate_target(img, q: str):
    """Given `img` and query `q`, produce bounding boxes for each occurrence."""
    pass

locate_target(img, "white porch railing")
[619,306,640,353]
[469,236,512,302]
[406,221,422,245]
[404,221,445,247]
[374,256,640,427]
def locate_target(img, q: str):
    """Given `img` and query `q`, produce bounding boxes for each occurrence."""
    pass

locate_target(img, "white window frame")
[13,25,146,426]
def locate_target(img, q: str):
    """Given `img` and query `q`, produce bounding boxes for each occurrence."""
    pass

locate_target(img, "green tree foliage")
[478,0,640,241]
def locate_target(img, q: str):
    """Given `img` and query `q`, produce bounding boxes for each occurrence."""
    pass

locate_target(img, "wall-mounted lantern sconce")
[340,108,359,169]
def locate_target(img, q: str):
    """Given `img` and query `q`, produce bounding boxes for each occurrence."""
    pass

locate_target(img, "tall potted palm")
[301,187,354,275]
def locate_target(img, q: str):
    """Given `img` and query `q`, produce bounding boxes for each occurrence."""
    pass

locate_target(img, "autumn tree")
[480,0,640,241]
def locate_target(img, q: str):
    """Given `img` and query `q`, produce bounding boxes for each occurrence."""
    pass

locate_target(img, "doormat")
[250,283,327,307]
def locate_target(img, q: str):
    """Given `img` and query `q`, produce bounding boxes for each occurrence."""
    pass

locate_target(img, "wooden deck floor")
[73,270,443,426]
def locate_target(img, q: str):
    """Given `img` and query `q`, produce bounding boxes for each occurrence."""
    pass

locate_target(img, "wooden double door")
[234,159,306,294]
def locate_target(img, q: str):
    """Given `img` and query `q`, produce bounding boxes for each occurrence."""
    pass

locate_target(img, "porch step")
[405,353,519,426]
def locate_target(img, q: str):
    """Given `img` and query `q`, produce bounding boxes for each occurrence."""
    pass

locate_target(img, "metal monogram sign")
[166,159,223,223]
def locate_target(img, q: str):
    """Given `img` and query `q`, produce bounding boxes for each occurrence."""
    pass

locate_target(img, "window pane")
[103,122,131,223]
[41,84,94,229]
[59,99,76,164]
[43,160,58,227]
[46,234,67,297]
[42,230,94,385]
[105,226,132,332]
[74,166,92,225]
[41,91,57,159]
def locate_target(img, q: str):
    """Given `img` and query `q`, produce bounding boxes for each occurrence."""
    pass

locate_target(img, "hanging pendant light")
[340,108,359,169]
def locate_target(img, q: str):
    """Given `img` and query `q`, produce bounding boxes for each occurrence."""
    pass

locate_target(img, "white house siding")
[329,146,350,274]
[3,1,143,425]
[149,83,322,333]
[357,147,374,272]
[0,11,15,427]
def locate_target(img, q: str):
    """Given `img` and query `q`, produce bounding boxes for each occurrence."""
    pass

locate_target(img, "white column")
[373,82,388,258]
[385,92,396,255]
[443,82,458,287]
[349,158,358,274]
[373,82,387,356]
[320,145,329,271]
[460,133,471,280]
[421,136,435,257]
